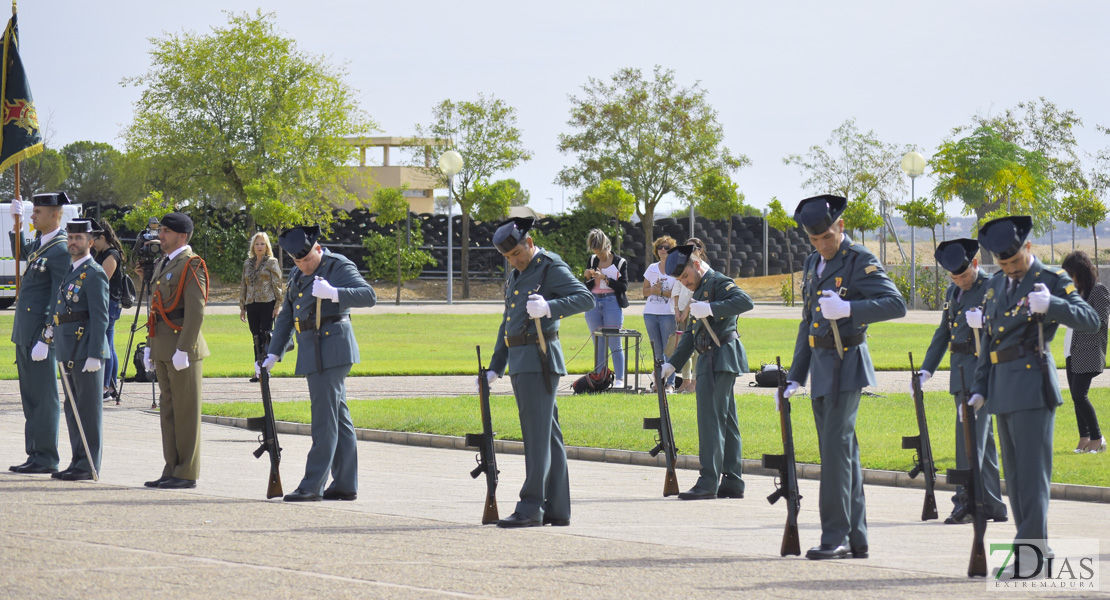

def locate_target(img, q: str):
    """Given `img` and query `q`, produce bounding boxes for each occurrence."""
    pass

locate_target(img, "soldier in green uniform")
[482,217,594,528]
[916,239,1007,524]
[967,216,1098,562]
[660,244,753,500]
[777,195,906,560]
[7,192,71,474]
[51,219,110,481]
[260,225,377,502]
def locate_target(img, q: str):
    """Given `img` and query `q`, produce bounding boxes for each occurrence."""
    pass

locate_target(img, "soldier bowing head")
[978,216,1033,281]
[794,194,848,260]
[935,238,980,290]
[665,244,705,291]
[493,217,537,272]
[278,225,323,275]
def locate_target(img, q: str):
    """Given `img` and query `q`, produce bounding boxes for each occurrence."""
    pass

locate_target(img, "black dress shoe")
[51,468,76,480]
[944,506,972,524]
[717,487,744,499]
[989,511,1009,523]
[542,516,570,526]
[158,477,197,489]
[249,377,260,383]
[59,470,94,481]
[9,459,32,472]
[806,544,850,560]
[144,476,170,488]
[851,545,868,559]
[15,463,57,474]
[283,488,321,502]
[677,487,717,500]
[322,488,357,501]
[496,513,540,528]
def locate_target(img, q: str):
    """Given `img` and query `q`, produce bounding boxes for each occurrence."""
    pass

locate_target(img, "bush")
[887,264,946,310]
[190,220,251,284]
[362,226,435,283]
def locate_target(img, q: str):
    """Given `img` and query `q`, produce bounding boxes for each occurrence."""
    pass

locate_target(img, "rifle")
[946,367,988,577]
[465,346,499,524]
[247,331,282,499]
[642,341,679,497]
[901,352,938,521]
[761,356,801,557]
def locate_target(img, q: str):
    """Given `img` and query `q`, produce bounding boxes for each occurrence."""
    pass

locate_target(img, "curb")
[201,414,1110,504]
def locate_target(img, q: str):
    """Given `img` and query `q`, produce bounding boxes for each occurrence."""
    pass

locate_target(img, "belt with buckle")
[808,332,865,349]
[950,340,976,355]
[295,315,348,333]
[695,331,739,355]
[505,331,559,347]
[54,311,90,325]
[990,340,1044,364]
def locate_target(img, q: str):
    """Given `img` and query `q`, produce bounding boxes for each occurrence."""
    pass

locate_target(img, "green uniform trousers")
[694,370,744,494]
[812,388,867,548]
[156,358,203,480]
[510,371,569,522]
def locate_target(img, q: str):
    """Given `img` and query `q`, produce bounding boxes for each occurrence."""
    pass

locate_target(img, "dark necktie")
[160,256,171,273]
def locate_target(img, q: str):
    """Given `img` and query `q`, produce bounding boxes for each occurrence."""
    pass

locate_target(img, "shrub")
[361,226,435,283]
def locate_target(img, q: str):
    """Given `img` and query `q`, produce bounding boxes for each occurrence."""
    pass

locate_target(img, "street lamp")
[439,150,464,305]
[901,151,926,311]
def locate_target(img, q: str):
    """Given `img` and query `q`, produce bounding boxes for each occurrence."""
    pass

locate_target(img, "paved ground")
[2,406,1108,599]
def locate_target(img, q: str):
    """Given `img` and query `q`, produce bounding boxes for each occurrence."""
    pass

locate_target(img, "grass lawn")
[0,313,1082,379]
[203,387,1110,488]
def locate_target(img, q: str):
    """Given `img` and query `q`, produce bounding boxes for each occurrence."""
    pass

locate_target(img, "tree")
[783,118,912,245]
[579,179,635,253]
[122,10,372,231]
[693,170,744,276]
[931,126,1053,250]
[0,146,67,200]
[841,195,884,244]
[1058,189,1108,267]
[557,65,748,273]
[897,196,948,308]
[372,186,412,305]
[765,197,799,305]
[61,141,122,212]
[504,179,530,207]
[413,94,532,298]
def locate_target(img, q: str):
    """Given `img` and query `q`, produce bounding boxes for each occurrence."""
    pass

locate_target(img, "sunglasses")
[657,245,672,251]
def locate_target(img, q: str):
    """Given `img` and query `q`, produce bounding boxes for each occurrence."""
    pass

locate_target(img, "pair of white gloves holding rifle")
[473,293,555,392]
[250,277,340,378]
[768,291,851,410]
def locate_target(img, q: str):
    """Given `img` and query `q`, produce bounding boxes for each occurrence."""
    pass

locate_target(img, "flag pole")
[10,1,20,297]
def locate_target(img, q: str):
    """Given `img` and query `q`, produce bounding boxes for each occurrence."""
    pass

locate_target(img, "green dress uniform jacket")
[666,268,754,494]
[488,248,594,522]
[787,236,906,550]
[268,249,377,496]
[920,271,1006,518]
[9,229,69,470]
[148,246,210,481]
[970,258,1098,544]
[54,257,110,474]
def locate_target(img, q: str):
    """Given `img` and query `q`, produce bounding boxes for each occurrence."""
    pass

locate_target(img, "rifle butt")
[481,491,499,525]
[266,469,283,499]
[663,466,680,497]
[781,523,801,557]
[921,490,938,521]
[969,541,987,577]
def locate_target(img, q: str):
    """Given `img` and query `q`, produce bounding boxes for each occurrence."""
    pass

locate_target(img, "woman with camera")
[92,220,125,400]
[583,228,629,388]
[240,232,284,382]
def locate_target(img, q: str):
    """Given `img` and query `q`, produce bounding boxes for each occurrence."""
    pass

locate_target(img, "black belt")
[505,331,558,348]
[950,340,976,355]
[808,332,865,349]
[990,340,1045,364]
[695,331,740,355]
[154,309,185,324]
[294,315,348,333]
[54,311,89,325]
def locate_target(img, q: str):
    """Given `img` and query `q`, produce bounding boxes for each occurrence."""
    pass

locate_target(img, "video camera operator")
[133,216,162,285]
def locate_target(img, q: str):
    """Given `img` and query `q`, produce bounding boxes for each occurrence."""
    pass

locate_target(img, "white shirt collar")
[38,226,63,245]
[71,253,93,271]
[165,244,190,263]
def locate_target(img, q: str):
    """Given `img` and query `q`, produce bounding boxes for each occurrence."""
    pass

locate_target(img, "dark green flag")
[0,11,41,173]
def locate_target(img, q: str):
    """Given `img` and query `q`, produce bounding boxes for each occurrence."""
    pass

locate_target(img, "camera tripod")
[117,261,158,409]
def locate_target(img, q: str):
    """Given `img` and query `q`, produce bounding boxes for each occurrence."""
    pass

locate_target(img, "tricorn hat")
[66,219,100,235]
[794,194,848,236]
[978,216,1033,261]
[664,244,696,277]
[934,238,979,275]
[32,192,72,207]
[278,225,321,260]
[492,217,535,254]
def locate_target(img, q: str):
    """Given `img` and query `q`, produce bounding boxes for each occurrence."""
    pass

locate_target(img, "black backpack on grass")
[572,367,614,394]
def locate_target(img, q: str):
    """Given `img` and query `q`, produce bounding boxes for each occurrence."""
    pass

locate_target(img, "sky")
[15,1,1110,218]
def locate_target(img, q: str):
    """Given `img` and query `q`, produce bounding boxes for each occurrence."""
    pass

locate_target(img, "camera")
[135,228,161,262]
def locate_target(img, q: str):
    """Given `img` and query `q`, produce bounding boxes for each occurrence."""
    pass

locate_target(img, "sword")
[829,318,845,359]
[698,317,722,347]
[314,277,324,374]
[528,289,553,394]
[971,323,982,357]
[57,362,99,481]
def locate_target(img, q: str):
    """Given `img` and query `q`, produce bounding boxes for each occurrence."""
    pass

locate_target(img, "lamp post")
[901,151,926,310]
[439,150,464,304]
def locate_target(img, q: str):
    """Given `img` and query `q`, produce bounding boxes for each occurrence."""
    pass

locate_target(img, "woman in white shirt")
[642,236,678,392]
[583,229,629,387]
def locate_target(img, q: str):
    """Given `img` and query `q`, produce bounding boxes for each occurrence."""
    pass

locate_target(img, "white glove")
[601,265,620,280]
[256,353,278,378]
[968,393,985,411]
[660,362,676,380]
[142,347,153,371]
[965,307,983,329]
[8,197,24,219]
[1028,283,1050,314]
[172,349,190,371]
[311,277,339,302]
[475,370,498,393]
[526,294,551,319]
[43,325,53,341]
[82,357,102,372]
[31,341,49,361]
[690,301,713,319]
[774,381,801,411]
[818,290,851,320]
[911,370,931,393]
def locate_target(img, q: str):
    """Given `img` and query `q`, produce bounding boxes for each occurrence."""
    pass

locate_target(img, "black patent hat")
[493,217,534,254]
[278,225,321,260]
[66,219,99,235]
[935,238,979,275]
[664,244,696,277]
[978,216,1032,260]
[32,191,72,207]
[794,194,847,236]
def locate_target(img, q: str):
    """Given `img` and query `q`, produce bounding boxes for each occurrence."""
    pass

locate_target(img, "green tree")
[1058,189,1109,267]
[580,179,635,253]
[693,170,744,276]
[504,179,530,207]
[765,197,798,305]
[0,146,67,200]
[469,179,517,224]
[371,186,412,305]
[529,207,622,278]
[556,65,748,273]
[122,10,373,231]
[414,94,532,298]
[897,197,948,308]
[841,195,884,244]
[61,141,121,211]
[121,190,176,232]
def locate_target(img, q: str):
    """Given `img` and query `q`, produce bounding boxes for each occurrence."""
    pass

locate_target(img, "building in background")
[342,136,450,214]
